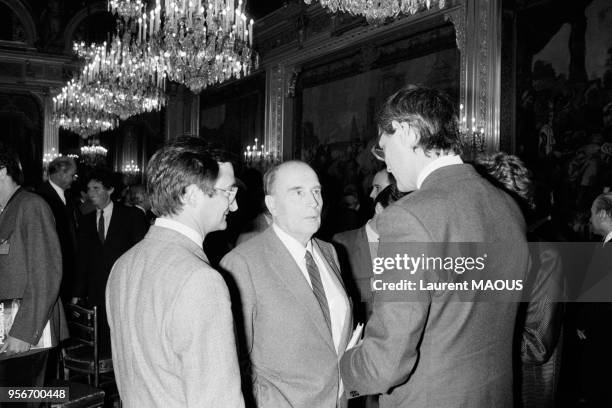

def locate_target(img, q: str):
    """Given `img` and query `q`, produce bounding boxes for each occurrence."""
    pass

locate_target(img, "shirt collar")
[155,218,203,247]
[98,200,113,215]
[272,223,313,262]
[416,154,463,189]
[604,231,612,244]
[49,179,65,203]
[365,220,379,242]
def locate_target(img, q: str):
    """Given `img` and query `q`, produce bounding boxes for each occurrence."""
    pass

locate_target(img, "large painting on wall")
[295,22,459,236]
[512,0,612,241]
[199,72,265,161]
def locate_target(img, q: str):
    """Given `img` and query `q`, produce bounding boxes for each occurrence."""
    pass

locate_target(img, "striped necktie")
[305,250,332,333]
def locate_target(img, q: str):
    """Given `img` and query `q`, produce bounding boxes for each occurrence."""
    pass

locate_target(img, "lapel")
[263,228,336,352]
[104,203,121,245]
[314,239,346,293]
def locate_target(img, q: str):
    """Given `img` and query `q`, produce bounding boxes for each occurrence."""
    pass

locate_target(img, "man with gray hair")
[221,160,353,408]
[38,156,78,302]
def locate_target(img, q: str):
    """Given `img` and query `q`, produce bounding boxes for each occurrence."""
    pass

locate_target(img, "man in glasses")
[106,137,243,408]
[341,86,529,407]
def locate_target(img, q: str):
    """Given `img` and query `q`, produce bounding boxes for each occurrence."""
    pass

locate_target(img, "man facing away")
[221,160,353,408]
[106,137,244,407]
[340,86,529,407]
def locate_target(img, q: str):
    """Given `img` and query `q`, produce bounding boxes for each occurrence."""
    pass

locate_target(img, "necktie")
[98,211,105,243]
[305,250,332,334]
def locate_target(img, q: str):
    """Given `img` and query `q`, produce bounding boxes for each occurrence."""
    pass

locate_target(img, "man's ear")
[264,195,275,217]
[108,187,115,196]
[182,184,199,207]
[398,122,419,148]
[0,167,6,180]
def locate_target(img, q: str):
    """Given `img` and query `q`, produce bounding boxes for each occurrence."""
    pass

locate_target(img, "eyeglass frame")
[214,186,238,201]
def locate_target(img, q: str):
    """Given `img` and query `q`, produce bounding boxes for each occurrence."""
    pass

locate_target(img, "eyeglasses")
[214,186,238,201]
[371,144,385,161]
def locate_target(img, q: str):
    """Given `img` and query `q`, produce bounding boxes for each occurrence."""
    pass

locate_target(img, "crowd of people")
[0,85,611,407]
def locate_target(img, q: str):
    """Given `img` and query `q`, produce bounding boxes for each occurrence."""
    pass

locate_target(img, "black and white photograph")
[0,0,611,407]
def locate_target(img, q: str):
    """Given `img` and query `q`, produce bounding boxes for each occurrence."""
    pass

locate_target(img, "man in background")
[106,137,243,407]
[369,169,392,201]
[38,156,78,302]
[73,169,147,352]
[129,184,155,225]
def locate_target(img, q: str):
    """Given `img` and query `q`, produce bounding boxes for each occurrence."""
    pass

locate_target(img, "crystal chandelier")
[459,104,486,158]
[303,0,446,23]
[161,0,258,93]
[80,140,109,167]
[53,1,167,137]
[243,138,280,170]
[122,160,141,174]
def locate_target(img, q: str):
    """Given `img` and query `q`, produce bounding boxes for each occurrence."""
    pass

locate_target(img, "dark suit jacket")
[340,164,529,408]
[0,188,68,351]
[75,202,148,307]
[333,225,374,323]
[221,227,353,408]
[37,181,78,301]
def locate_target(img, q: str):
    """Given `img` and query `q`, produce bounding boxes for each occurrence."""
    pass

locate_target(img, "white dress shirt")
[155,218,203,247]
[416,154,464,189]
[272,223,350,354]
[49,179,66,205]
[604,231,612,244]
[96,201,114,240]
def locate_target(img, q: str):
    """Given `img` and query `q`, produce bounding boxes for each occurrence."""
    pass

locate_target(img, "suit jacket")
[340,164,529,408]
[106,226,244,408]
[75,202,147,306]
[221,226,353,408]
[333,226,374,322]
[0,188,68,351]
[37,181,78,301]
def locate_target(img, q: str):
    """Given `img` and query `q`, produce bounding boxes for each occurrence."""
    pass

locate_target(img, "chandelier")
[303,0,446,23]
[459,104,486,158]
[122,160,141,174]
[53,1,167,137]
[80,140,109,167]
[161,0,258,93]
[243,138,280,171]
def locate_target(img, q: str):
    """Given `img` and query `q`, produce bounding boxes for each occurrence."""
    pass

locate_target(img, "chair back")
[64,303,99,386]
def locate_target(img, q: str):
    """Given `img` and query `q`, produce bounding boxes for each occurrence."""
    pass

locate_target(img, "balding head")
[264,161,322,246]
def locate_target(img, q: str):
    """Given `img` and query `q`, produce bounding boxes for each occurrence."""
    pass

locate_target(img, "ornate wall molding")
[445,0,501,151]
[264,64,286,159]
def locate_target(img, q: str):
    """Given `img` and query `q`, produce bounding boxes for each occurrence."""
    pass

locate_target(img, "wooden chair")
[62,304,114,388]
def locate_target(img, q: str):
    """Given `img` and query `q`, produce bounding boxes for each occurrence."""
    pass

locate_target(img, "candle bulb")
[249,19,254,47]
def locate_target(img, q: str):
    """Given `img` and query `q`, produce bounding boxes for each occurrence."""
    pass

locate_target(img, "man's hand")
[70,297,80,305]
[0,336,32,356]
